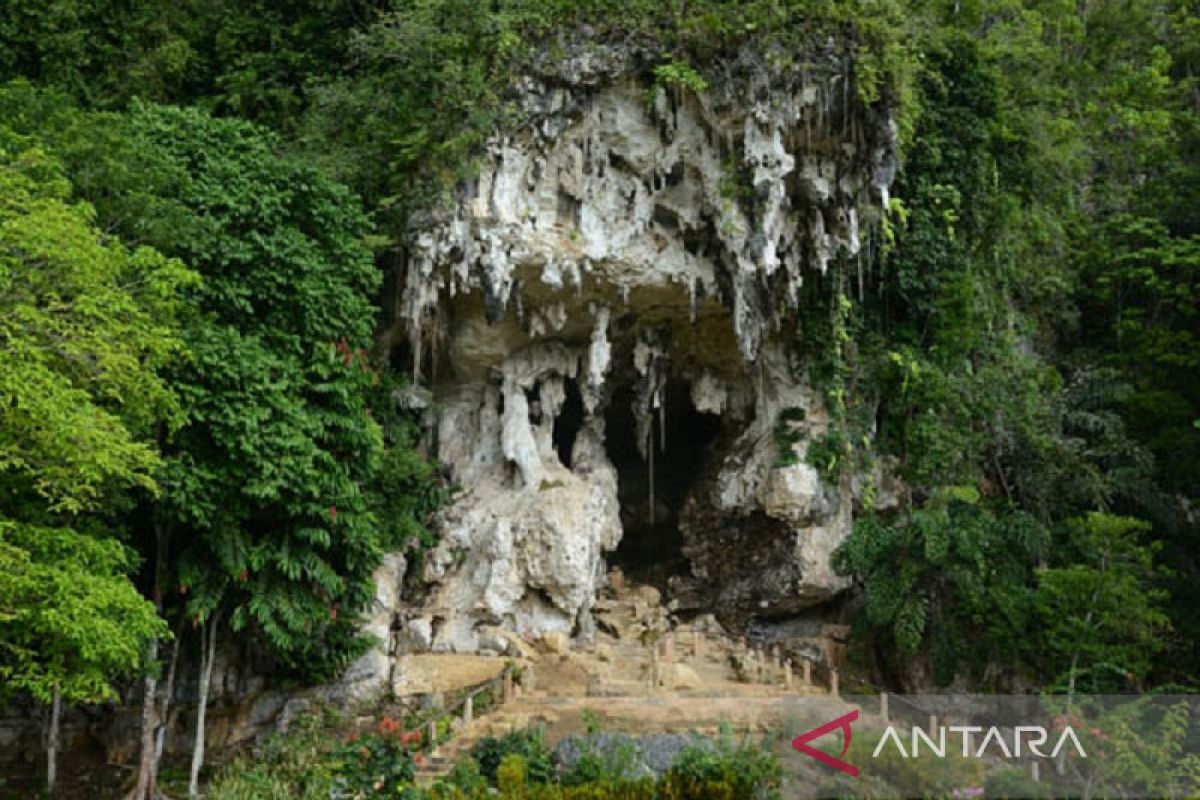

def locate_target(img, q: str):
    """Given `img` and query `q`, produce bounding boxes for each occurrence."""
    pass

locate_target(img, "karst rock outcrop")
[370,35,898,667]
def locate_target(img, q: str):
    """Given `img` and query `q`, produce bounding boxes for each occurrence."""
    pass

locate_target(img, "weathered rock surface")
[377,36,896,655]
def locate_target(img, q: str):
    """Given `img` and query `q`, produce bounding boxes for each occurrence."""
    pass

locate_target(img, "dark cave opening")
[553,378,585,468]
[605,379,722,590]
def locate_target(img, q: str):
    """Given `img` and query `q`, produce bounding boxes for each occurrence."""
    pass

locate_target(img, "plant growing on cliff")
[653,55,709,94]
[835,488,1049,685]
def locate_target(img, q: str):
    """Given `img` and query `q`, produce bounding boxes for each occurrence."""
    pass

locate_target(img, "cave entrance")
[605,379,722,590]
[553,378,585,468]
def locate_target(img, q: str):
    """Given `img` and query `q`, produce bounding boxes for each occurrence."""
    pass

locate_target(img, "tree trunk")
[127,646,159,800]
[46,688,61,796]
[127,519,168,800]
[188,610,221,798]
[154,624,183,768]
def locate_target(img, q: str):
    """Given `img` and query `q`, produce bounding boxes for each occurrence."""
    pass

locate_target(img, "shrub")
[207,714,339,800]
[498,754,528,793]
[472,728,555,785]
[331,725,417,797]
[658,738,782,800]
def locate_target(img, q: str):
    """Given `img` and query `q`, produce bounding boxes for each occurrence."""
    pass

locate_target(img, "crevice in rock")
[552,377,585,468]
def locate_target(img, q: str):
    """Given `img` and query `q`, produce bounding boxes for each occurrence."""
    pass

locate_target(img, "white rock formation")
[378,38,896,652]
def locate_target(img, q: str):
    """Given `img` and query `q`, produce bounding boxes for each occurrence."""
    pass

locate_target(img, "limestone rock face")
[333,552,407,705]
[383,36,896,651]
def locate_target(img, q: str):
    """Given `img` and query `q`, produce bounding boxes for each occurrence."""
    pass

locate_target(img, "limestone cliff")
[375,35,897,660]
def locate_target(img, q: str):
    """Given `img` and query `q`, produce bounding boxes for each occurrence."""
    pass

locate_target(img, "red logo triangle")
[791,708,859,777]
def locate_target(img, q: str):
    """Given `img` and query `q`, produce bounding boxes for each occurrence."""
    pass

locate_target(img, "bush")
[208,714,339,800]
[472,728,555,785]
[498,754,528,793]
[332,731,416,797]
[658,738,782,800]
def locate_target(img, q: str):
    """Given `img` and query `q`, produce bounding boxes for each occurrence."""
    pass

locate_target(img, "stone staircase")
[412,584,832,786]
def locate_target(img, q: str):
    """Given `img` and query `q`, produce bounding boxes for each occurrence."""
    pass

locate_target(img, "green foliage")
[332,730,417,798]
[0,121,184,715]
[652,56,709,94]
[0,119,193,513]
[835,491,1048,685]
[497,754,529,794]
[207,712,341,800]
[559,737,639,787]
[88,103,392,676]
[212,717,782,800]
[368,373,449,552]
[1,0,1198,738]
[1067,697,1200,798]
[657,738,782,800]
[1034,513,1170,690]
[0,521,166,705]
[298,0,914,229]
[472,728,555,786]
[0,87,443,680]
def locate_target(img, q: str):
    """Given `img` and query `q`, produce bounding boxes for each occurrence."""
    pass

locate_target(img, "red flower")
[413,754,425,766]
[329,505,338,521]
[239,569,249,583]
[330,607,339,621]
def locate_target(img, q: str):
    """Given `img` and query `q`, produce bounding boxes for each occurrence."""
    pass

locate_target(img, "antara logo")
[791,709,860,777]
[791,709,1088,777]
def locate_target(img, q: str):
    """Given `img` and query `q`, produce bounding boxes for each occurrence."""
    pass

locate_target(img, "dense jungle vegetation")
[0,0,1197,795]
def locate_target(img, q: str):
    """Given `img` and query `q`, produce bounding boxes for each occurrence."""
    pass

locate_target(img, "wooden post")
[463,694,473,726]
[427,719,438,748]
[663,632,675,663]
[784,660,793,690]
[802,658,812,686]
[830,668,839,697]
[1031,761,1040,783]
[693,629,702,658]
[879,691,889,723]
[929,714,938,734]
[503,669,514,703]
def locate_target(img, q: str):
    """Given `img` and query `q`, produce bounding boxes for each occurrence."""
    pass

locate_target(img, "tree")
[1035,512,1170,694]
[0,123,190,794]
[0,524,166,793]
[23,101,438,795]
